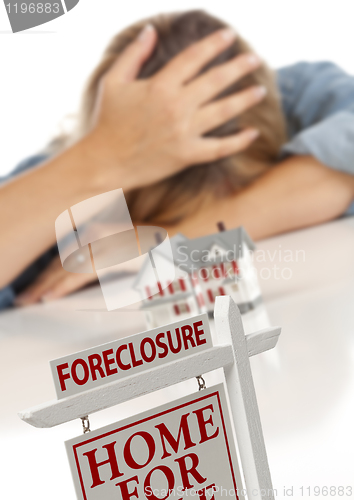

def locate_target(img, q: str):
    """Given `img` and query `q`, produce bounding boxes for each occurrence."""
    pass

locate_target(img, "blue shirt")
[278,62,354,192]
[1,61,354,309]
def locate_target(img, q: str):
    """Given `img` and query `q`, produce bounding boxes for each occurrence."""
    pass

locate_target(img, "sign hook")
[196,375,206,391]
[80,415,91,434]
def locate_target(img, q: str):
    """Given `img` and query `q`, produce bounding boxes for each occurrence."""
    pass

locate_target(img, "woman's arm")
[16,154,354,306]
[0,26,265,289]
[172,155,354,240]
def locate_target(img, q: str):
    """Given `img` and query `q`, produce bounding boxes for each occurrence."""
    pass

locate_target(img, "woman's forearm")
[0,138,119,289]
[171,156,354,240]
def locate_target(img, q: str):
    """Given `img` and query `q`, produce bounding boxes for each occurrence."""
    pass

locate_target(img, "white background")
[0,0,354,176]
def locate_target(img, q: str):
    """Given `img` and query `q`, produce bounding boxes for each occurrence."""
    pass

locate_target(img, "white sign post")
[19,296,281,500]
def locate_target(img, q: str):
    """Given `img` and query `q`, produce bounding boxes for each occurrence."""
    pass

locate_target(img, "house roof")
[134,226,255,286]
[174,226,255,270]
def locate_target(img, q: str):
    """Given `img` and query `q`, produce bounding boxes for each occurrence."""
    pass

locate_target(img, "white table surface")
[1,217,354,499]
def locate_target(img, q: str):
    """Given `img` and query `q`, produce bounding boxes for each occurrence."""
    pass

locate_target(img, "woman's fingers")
[40,273,98,302]
[187,53,262,106]
[15,258,97,306]
[157,28,237,86]
[15,260,65,305]
[195,85,267,134]
[191,128,260,163]
[107,24,158,83]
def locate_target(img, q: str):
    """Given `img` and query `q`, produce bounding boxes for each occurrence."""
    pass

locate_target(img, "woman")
[2,10,354,306]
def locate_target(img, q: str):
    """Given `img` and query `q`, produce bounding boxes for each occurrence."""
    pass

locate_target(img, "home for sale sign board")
[66,385,243,500]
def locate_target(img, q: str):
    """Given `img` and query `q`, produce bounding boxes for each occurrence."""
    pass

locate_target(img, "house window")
[207,288,225,303]
[171,279,186,293]
[157,282,164,296]
[179,278,187,291]
[232,260,239,275]
[174,303,190,315]
[207,289,214,303]
[224,262,233,277]
[212,265,221,279]
[179,303,190,313]
[191,273,198,287]
[145,286,153,300]
[200,268,208,282]
[170,280,181,293]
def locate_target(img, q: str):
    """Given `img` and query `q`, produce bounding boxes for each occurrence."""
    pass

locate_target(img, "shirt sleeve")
[276,61,354,215]
[277,61,354,171]
[1,154,48,183]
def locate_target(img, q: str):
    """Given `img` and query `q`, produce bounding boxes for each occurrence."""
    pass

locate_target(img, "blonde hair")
[53,10,287,225]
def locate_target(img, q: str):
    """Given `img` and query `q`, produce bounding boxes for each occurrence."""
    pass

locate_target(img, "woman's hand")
[15,251,143,305]
[15,257,97,306]
[85,25,265,191]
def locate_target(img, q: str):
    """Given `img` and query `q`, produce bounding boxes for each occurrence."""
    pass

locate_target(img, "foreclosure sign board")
[51,314,212,399]
[65,384,242,500]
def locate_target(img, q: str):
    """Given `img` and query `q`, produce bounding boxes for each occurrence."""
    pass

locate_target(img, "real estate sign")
[65,384,243,500]
[51,314,212,399]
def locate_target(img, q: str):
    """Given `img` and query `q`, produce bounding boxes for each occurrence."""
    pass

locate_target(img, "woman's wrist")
[77,131,140,194]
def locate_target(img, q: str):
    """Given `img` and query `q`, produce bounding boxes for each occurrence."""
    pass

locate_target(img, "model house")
[134,225,262,329]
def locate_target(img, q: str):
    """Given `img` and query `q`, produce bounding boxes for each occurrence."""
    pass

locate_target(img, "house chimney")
[217,221,226,232]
